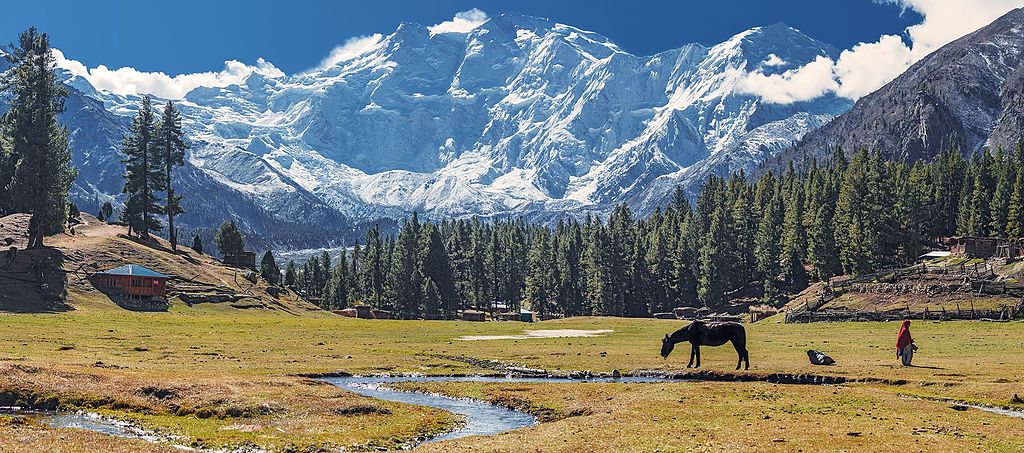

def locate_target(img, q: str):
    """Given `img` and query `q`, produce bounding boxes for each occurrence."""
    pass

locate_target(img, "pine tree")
[781,182,807,290]
[389,219,422,318]
[806,203,838,281]
[990,149,1012,237]
[1,28,75,247]
[99,201,113,223]
[192,234,203,254]
[0,131,13,215]
[755,188,783,301]
[697,206,727,307]
[260,250,280,285]
[1008,169,1024,239]
[155,101,188,250]
[835,150,875,275]
[214,220,245,258]
[121,96,163,238]
[556,220,586,316]
[420,223,455,317]
[526,228,555,318]
[358,226,388,308]
[421,277,441,318]
[672,210,698,307]
[284,260,297,287]
[324,254,349,310]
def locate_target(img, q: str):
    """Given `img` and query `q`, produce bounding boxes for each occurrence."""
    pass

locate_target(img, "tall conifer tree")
[1,28,75,247]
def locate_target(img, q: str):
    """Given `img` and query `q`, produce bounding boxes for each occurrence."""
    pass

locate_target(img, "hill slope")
[0,213,322,314]
[786,7,1024,163]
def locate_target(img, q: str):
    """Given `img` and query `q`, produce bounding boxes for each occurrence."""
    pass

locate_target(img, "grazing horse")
[660,321,749,370]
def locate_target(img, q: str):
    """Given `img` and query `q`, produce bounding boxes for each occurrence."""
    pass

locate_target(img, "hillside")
[0,213,322,315]
[785,7,1024,163]
[785,256,1024,323]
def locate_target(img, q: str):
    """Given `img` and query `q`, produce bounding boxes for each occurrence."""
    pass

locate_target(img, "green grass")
[2,304,1024,451]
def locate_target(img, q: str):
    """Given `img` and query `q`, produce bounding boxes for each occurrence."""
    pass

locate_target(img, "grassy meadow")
[1,302,1023,451]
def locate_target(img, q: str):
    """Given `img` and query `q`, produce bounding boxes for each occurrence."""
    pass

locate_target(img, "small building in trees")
[949,237,1022,258]
[91,265,170,298]
[222,251,256,268]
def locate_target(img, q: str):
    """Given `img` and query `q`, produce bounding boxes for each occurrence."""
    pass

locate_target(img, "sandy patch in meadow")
[458,329,614,341]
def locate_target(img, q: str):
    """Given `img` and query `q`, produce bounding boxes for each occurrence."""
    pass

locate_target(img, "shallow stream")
[5,375,1022,449]
[320,375,674,443]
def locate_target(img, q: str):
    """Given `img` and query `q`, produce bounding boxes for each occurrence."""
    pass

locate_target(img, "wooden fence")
[786,302,1022,323]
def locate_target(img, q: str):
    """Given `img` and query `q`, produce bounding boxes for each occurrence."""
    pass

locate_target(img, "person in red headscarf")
[896,320,917,366]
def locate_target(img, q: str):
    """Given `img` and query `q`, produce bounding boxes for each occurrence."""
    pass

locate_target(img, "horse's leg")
[694,344,701,368]
[732,339,744,370]
[687,343,695,368]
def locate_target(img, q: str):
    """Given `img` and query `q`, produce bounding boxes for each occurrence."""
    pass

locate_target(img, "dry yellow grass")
[2,219,1023,451]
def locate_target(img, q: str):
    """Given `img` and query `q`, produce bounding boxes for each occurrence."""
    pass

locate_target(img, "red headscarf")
[896,320,913,350]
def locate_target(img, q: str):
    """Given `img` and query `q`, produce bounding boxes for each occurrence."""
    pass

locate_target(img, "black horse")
[660,321,749,370]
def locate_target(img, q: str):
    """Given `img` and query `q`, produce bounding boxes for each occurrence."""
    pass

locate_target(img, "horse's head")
[660,334,674,358]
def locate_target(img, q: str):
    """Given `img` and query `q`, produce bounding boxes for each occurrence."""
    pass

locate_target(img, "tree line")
[276,145,1024,319]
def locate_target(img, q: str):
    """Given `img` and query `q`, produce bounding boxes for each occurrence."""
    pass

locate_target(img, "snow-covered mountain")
[10,14,854,247]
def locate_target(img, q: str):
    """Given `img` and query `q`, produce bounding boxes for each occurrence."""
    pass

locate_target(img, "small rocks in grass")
[57,345,74,351]
[847,432,862,437]
[950,405,969,411]
[335,404,392,416]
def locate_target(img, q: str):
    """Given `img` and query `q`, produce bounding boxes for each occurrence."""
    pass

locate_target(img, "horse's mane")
[668,321,702,341]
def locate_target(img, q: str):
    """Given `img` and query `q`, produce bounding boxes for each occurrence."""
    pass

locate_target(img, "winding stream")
[320,375,674,443]
[4,376,1021,449]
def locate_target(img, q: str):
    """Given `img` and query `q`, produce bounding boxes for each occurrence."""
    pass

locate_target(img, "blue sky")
[2,0,922,75]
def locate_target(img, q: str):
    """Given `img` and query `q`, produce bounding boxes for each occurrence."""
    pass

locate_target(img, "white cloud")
[316,34,384,70]
[741,0,1024,104]
[428,8,488,34]
[833,34,913,99]
[738,56,838,104]
[762,53,787,67]
[52,49,283,99]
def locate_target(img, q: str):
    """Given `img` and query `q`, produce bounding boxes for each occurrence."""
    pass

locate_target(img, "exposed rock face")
[786,7,1024,164]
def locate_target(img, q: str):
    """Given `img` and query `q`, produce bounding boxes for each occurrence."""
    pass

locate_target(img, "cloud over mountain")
[740,0,1024,103]
[53,49,283,99]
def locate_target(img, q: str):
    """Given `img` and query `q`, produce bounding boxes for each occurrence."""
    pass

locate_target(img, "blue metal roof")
[97,264,170,278]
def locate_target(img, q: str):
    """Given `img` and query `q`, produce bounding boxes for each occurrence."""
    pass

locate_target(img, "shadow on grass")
[0,246,72,313]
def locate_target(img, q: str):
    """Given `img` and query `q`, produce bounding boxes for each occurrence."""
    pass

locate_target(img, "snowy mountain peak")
[41,15,854,246]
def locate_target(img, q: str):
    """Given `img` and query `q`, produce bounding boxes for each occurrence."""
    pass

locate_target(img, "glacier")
[6,14,853,248]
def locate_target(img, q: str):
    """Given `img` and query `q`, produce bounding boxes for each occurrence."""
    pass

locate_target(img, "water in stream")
[320,375,674,443]
[1,407,175,444]
[4,377,1021,449]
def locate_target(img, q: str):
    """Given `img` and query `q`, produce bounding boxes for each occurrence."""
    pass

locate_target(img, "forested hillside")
[286,145,1024,318]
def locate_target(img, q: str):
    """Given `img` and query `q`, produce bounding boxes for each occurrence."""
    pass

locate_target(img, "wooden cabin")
[950,237,1023,258]
[222,251,257,268]
[92,265,170,298]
